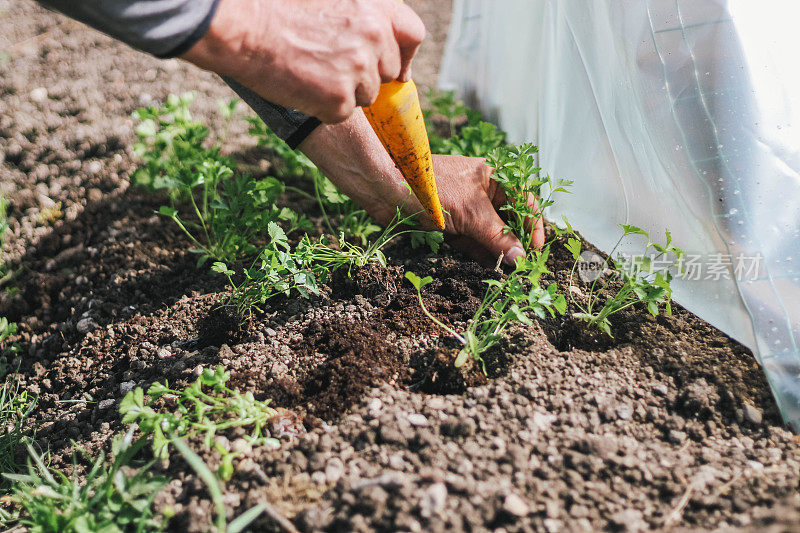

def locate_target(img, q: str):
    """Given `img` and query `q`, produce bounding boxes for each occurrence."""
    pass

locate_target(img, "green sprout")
[564,224,684,336]
[132,94,310,266]
[214,207,442,318]
[424,90,505,157]
[407,248,565,372]
[119,365,279,468]
[486,144,572,253]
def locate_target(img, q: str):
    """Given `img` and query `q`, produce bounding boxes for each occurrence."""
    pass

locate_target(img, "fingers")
[519,192,545,250]
[385,0,426,82]
[354,64,381,107]
[468,194,527,267]
[378,39,402,83]
[488,177,545,251]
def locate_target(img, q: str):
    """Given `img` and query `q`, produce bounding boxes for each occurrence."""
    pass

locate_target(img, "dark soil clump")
[293,319,409,421]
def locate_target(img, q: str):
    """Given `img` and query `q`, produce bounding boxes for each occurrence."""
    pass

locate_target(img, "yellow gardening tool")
[363,79,446,231]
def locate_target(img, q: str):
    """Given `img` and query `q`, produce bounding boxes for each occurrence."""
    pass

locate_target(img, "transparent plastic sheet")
[439,0,800,429]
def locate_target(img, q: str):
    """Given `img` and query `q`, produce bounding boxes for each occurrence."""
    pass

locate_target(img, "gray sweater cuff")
[37,0,220,58]
[224,77,321,149]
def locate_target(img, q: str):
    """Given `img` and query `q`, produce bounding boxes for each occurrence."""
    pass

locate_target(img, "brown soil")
[3,1,800,532]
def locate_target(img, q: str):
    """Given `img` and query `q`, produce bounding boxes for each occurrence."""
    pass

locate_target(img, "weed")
[486,144,572,252]
[119,365,279,474]
[0,315,14,345]
[216,205,442,317]
[4,427,166,533]
[564,224,683,336]
[171,439,267,533]
[133,94,310,265]
[424,90,505,157]
[0,195,16,351]
[406,248,565,372]
[119,367,273,532]
[0,380,36,481]
[0,195,9,248]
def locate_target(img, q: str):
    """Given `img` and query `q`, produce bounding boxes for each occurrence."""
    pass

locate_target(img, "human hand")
[182,0,426,123]
[299,111,544,265]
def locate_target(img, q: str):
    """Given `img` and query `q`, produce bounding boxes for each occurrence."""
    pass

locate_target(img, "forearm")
[298,110,414,225]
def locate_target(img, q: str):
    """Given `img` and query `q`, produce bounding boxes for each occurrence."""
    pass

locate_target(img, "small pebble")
[76,317,98,334]
[743,403,763,425]
[157,347,172,359]
[98,399,115,410]
[87,161,103,175]
[503,493,530,517]
[668,429,687,444]
[419,482,447,517]
[368,398,383,413]
[30,87,48,103]
[407,413,429,427]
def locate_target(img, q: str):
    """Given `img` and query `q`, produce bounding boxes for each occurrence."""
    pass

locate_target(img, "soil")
[2,1,800,532]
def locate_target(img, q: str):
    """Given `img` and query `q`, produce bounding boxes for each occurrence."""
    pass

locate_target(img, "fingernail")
[504,246,525,266]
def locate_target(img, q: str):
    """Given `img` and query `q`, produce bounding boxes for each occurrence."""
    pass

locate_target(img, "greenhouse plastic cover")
[439,0,800,429]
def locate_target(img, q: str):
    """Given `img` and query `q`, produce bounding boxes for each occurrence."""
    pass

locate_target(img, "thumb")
[467,196,527,267]
[386,0,426,82]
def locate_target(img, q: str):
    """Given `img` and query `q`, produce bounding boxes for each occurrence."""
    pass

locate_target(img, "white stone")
[419,482,447,517]
[407,413,429,427]
[503,493,530,517]
[30,87,48,103]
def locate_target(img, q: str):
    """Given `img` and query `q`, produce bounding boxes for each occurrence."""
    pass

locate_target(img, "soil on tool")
[3,1,800,531]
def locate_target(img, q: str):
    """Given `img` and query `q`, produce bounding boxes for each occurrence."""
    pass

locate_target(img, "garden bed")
[2,2,800,531]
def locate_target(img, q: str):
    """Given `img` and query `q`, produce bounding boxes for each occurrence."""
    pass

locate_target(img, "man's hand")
[299,110,544,266]
[182,0,426,123]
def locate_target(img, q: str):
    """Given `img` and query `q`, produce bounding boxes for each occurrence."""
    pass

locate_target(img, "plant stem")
[284,186,315,201]
[412,287,465,344]
[189,192,213,252]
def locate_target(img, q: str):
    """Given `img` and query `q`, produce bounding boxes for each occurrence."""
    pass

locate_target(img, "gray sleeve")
[36,0,220,58]
[35,0,321,146]
[223,77,321,149]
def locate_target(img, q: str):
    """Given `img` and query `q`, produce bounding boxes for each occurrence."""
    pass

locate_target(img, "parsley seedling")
[407,248,565,372]
[486,144,572,253]
[119,365,279,472]
[133,94,310,266]
[215,206,443,317]
[424,90,506,158]
[564,224,684,336]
